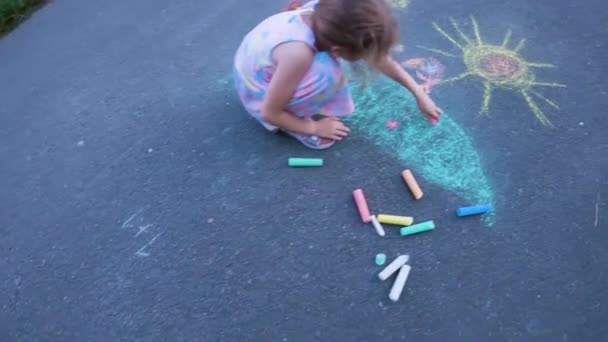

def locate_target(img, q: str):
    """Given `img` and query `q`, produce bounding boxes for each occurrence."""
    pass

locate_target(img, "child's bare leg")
[254,117,279,132]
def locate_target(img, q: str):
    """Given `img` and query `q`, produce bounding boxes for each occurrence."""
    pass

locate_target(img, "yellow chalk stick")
[377,214,414,226]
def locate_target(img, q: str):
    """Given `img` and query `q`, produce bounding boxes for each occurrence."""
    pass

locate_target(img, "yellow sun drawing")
[420,16,565,126]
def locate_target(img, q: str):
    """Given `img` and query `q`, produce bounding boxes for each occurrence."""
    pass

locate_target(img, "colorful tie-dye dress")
[233,1,354,122]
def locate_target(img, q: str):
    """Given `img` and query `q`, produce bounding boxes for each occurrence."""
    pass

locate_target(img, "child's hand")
[313,117,350,140]
[415,92,443,124]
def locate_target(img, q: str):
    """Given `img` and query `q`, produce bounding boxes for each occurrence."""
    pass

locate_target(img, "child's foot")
[282,130,336,150]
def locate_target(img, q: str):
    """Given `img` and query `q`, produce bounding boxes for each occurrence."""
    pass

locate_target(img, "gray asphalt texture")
[1,0,607,341]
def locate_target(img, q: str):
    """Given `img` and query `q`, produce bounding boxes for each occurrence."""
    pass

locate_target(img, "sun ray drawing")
[421,16,566,126]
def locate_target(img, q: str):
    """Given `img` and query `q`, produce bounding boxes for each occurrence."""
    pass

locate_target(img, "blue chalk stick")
[456,204,492,217]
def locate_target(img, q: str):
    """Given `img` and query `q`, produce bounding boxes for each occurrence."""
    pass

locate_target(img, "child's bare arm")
[377,56,425,96]
[262,42,350,140]
[262,42,317,134]
[377,56,443,121]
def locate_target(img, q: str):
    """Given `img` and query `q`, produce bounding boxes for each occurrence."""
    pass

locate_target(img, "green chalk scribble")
[348,76,495,226]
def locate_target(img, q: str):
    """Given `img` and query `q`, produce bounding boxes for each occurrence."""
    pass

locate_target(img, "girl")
[234,0,442,149]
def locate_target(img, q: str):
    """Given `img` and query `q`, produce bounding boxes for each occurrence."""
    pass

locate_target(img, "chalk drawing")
[347,76,495,226]
[121,209,163,257]
[135,233,163,257]
[386,120,399,130]
[122,208,143,228]
[135,224,153,237]
[401,57,446,93]
[218,65,494,224]
[420,16,565,126]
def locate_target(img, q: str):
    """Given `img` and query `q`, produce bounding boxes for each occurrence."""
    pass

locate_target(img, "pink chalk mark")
[416,71,442,95]
[386,120,399,130]
[402,57,445,125]
[402,57,446,95]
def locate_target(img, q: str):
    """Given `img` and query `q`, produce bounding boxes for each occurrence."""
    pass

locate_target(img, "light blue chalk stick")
[375,253,387,266]
[288,158,323,167]
[400,220,435,236]
[456,204,492,217]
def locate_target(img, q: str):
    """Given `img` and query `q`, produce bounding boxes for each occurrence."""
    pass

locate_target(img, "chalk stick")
[378,255,409,281]
[288,158,323,167]
[400,220,435,236]
[378,214,413,226]
[401,169,423,200]
[389,264,411,302]
[456,204,492,217]
[353,189,371,223]
[375,253,387,266]
[370,215,385,237]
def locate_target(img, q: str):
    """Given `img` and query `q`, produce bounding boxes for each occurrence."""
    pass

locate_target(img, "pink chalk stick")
[353,189,371,223]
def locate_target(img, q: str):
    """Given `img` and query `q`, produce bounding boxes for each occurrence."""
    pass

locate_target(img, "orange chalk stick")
[402,169,423,200]
[353,189,371,223]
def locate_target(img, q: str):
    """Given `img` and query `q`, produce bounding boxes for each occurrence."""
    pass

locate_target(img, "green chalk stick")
[288,158,323,167]
[375,253,387,266]
[400,220,435,236]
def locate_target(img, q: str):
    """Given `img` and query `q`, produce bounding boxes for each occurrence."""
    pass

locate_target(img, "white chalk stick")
[389,264,411,302]
[370,215,385,237]
[378,255,409,281]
